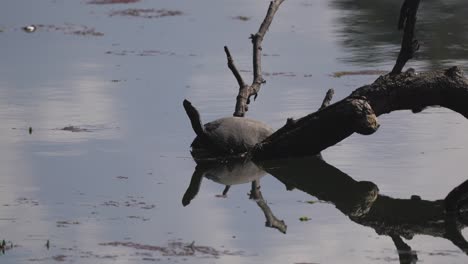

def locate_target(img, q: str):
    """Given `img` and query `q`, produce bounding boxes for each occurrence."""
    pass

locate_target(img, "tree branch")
[224,46,246,88]
[391,0,421,75]
[233,0,285,117]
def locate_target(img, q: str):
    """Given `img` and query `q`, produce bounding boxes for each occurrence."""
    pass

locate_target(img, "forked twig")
[225,0,285,117]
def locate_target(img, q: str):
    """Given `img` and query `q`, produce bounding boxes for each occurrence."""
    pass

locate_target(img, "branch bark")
[224,46,246,89]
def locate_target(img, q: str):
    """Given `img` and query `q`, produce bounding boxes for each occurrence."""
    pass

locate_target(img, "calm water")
[1,0,468,263]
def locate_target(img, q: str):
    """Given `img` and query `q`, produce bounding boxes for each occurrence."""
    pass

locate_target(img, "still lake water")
[1,0,468,263]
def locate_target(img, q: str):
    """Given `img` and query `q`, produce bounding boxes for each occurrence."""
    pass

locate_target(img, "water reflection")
[330,0,468,69]
[184,156,468,263]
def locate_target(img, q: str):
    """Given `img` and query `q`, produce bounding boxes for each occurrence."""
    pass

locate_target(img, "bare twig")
[233,0,285,117]
[391,0,421,75]
[224,46,246,88]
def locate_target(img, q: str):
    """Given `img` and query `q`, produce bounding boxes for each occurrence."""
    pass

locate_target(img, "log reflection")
[259,156,468,263]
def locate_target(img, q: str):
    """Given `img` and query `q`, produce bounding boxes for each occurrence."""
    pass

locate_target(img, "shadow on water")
[183,156,468,264]
[330,0,468,69]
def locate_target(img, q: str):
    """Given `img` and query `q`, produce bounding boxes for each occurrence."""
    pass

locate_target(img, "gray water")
[1,0,468,263]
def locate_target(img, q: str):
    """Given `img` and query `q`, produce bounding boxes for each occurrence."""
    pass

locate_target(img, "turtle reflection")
[182,159,287,233]
[183,156,468,263]
[182,159,266,206]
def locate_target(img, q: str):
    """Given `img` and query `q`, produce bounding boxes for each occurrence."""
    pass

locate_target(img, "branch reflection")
[260,156,468,263]
[330,0,468,68]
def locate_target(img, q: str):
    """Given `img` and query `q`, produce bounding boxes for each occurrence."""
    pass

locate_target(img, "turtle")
[183,99,273,160]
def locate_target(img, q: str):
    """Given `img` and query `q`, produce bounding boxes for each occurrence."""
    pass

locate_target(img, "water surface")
[1,0,468,263]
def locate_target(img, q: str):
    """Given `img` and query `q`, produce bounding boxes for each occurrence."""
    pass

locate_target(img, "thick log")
[252,67,468,160]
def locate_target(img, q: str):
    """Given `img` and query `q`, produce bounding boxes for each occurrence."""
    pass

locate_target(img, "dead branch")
[391,0,420,75]
[232,0,285,117]
[224,46,246,88]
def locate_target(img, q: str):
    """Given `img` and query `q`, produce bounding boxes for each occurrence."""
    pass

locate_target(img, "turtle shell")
[191,117,273,160]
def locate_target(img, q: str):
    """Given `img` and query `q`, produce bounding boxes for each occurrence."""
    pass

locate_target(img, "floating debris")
[240,69,315,78]
[88,0,141,4]
[60,126,91,132]
[110,9,183,19]
[22,25,36,33]
[99,240,244,257]
[299,216,311,222]
[263,71,297,77]
[101,196,155,210]
[56,220,80,227]
[331,70,388,78]
[52,255,67,262]
[15,197,39,206]
[0,239,16,254]
[29,127,33,134]
[105,50,177,57]
[232,16,250,21]
[35,24,103,37]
